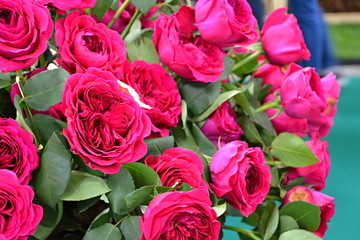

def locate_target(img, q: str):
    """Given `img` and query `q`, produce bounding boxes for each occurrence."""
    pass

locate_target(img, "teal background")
[224,76,360,239]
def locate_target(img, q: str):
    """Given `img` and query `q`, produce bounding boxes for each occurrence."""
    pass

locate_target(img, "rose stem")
[255,100,281,113]
[107,0,132,29]
[223,225,262,240]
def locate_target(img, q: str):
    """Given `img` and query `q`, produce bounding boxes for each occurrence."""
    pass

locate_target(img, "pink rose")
[0,0,53,73]
[41,0,96,10]
[121,60,182,137]
[284,138,330,191]
[261,8,310,66]
[55,11,127,74]
[283,186,335,238]
[201,101,243,147]
[62,68,151,174]
[210,141,271,217]
[195,0,259,47]
[153,5,224,82]
[280,67,328,120]
[0,169,43,239]
[140,189,220,240]
[145,147,207,190]
[0,118,39,185]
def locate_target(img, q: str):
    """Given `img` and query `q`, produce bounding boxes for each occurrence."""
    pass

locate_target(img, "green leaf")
[123,19,142,44]
[111,0,120,10]
[170,124,198,152]
[0,72,12,88]
[238,116,265,146]
[280,215,299,233]
[179,79,221,116]
[120,215,141,240]
[126,37,160,64]
[90,208,113,230]
[13,95,36,142]
[212,202,227,217]
[35,133,71,209]
[22,68,69,111]
[131,0,157,14]
[190,122,217,156]
[144,136,174,157]
[33,201,63,240]
[60,171,111,201]
[93,0,114,20]
[260,201,279,240]
[220,55,235,81]
[123,162,161,188]
[279,201,321,232]
[125,186,172,211]
[84,223,122,240]
[279,229,322,240]
[271,133,319,167]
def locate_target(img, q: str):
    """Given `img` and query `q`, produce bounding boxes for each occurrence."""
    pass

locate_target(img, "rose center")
[82,34,103,53]
[0,9,16,26]
[245,164,260,195]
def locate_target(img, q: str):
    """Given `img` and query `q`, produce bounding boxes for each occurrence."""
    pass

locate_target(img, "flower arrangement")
[0,0,339,239]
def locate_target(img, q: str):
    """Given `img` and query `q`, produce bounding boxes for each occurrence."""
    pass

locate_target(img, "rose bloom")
[0,118,39,185]
[140,189,220,240]
[284,138,330,191]
[201,101,243,147]
[195,0,259,47]
[121,60,181,137]
[283,186,335,238]
[145,148,207,189]
[261,8,310,66]
[55,11,127,74]
[0,0,53,73]
[41,0,96,10]
[0,169,43,240]
[62,68,151,174]
[210,141,271,217]
[153,5,224,83]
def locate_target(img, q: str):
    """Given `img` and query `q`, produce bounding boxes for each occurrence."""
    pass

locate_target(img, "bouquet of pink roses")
[0,0,339,239]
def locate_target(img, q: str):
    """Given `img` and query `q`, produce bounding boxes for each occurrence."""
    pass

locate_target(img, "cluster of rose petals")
[55,11,127,74]
[140,189,220,240]
[0,118,39,185]
[0,0,53,73]
[284,138,330,191]
[145,147,207,190]
[41,0,96,10]
[261,8,310,66]
[201,101,243,147]
[121,60,182,137]
[62,68,151,174]
[0,169,43,239]
[283,186,335,237]
[153,5,224,82]
[195,0,259,47]
[210,141,271,217]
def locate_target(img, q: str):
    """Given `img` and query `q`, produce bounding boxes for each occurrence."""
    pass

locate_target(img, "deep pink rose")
[284,138,330,191]
[41,0,96,10]
[62,68,151,174]
[0,169,43,239]
[210,141,271,217]
[145,148,207,190]
[201,101,243,147]
[0,118,39,185]
[121,60,181,137]
[153,5,224,82]
[140,189,220,240]
[261,8,310,66]
[55,11,127,74]
[283,186,335,238]
[280,67,328,120]
[0,0,53,73]
[195,0,259,47]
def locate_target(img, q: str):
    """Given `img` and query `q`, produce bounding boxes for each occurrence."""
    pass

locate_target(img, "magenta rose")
[0,118,39,185]
[41,0,95,10]
[140,189,220,240]
[145,147,207,190]
[210,141,271,217]
[283,186,335,238]
[121,60,182,137]
[261,8,310,66]
[0,0,53,73]
[55,11,127,74]
[201,101,243,147]
[284,138,330,191]
[0,169,43,239]
[62,68,151,174]
[195,0,259,47]
[153,5,224,82]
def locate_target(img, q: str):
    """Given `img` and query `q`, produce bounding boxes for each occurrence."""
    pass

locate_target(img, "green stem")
[255,101,281,113]
[233,51,263,72]
[39,54,46,68]
[107,0,132,29]
[223,225,262,240]
[121,9,142,39]
[266,195,283,201]
[185,0,192,7]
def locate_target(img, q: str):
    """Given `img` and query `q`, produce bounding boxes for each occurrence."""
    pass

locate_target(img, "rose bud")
[195,0,259,47]
[261,8,310,66]
[210,141,271,217]
[283,186,335,238]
